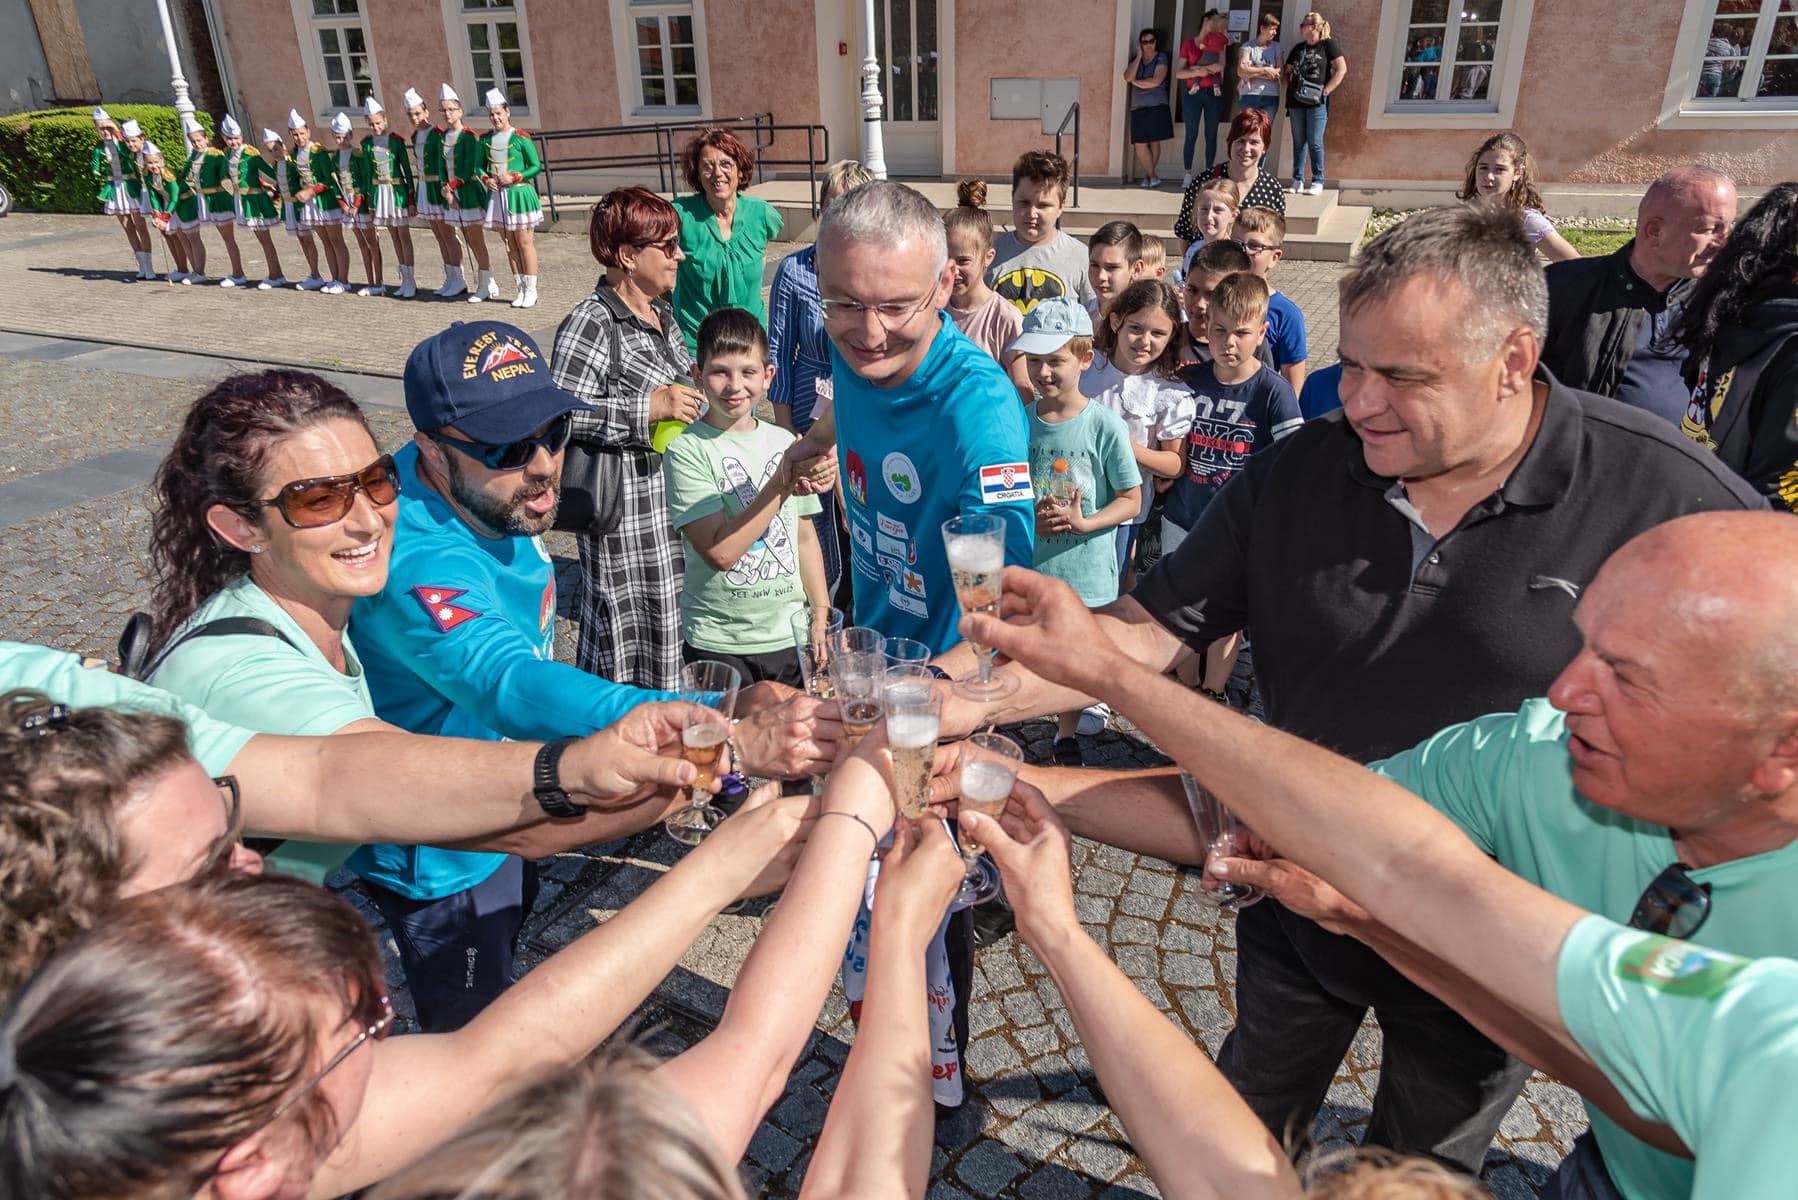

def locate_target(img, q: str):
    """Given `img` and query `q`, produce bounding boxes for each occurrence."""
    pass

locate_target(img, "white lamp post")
[860,0,887,178]
[154,0,196,118]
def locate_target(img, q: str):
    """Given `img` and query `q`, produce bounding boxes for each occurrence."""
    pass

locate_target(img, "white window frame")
[440,0,543,128]
[1660,0,1798,129]
[607,0,713,122]
[288,0,383,123]
[1363,0,1536,130]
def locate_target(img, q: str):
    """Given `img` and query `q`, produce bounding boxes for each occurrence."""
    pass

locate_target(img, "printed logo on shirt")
[992,267,1070,314]
[410,585,482,633]
[887,584,928,618]
[876,513,908,540]
[979,462,1035,503]
[900,567,927,597]
[849,515,874,555]
[539,576,554,634]
[844,449,868,506]
[876,531,909,562]
[1617,935,1750,999]
[882,452,921,505]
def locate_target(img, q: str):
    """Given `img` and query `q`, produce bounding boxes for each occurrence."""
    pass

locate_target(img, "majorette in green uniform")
[225,117,279,227]
[359,93,419,297]
[91,107,155,280]
[403,84,468,297]
[286,109,351,293]
[436,82,498,302]
[137,142,197,283]
[199,113,256,288]
[477,87,543,309]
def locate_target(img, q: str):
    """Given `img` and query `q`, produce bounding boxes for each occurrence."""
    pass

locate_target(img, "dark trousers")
[1183,86,1226,172]
[682,641,804,688]
[1540,1133,1626,1200]
[1216,899,1534,1171]
[365,855,537,1033]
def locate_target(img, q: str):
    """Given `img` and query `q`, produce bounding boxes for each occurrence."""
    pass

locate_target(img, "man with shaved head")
[1541,165,1738,422]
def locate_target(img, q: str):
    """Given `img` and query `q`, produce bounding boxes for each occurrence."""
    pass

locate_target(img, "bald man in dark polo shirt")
[935,204,1763,1171]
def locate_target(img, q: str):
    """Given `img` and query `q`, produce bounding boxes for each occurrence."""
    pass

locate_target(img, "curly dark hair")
[1671,181,1798,364]
[680,127,756,194]
[147,371,371,650]
[1,872,388,1200]
[0,689,192,995]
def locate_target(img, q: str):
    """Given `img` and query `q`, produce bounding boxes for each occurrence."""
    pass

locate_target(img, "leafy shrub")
[0,105,212,214]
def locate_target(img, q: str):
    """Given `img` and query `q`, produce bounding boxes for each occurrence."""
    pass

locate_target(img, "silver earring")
[249,545,265,555]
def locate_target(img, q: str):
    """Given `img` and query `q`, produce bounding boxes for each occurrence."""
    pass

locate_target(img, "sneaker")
[219,275,246,288]
[1076,702,1111,736]
[322,280,348,294]
[297,275,325,291]
[1306,180,1325,196]
[1181,172,1193,189]
[356,284,385,297]
[1053,736,1085,767]
[1289,177,1304,193]
[1139,177,1154,189]
[179,273,204,286]
[257,276,287,289]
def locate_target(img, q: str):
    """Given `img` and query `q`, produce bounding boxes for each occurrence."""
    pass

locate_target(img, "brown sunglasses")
[249,455,401,529]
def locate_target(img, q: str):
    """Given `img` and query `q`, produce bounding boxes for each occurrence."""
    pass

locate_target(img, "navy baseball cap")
[403,321,582,443]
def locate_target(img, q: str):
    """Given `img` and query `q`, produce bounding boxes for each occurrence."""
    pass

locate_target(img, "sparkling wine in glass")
[884,670,941,820]
[665,660,741,846]
[943,514,1019,701]
[953,731,1022,906]
[1179,769,1264,911]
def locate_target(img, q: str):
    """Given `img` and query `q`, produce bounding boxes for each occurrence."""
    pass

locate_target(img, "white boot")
[397,264,417,298]
[513,274,537,309]
[508,274,525,307]
[467,268,497,302]
[437,264,467,298]
[134,251,154,279]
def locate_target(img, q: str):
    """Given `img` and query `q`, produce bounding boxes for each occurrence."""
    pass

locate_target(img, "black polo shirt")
[1135,369,1765,764]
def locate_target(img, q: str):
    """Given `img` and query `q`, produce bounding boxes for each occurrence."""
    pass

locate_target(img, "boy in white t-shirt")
[662,307,829,685]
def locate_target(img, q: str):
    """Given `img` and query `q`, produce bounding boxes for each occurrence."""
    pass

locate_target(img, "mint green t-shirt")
[148,576,376,884]
[1027,398,1142,607]
[1558,915,1798,1199]
[663,417,822,655]
[0,640,253,774]
[1374,698,1798,1200]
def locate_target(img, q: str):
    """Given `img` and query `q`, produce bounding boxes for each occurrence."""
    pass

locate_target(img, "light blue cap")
[1007,296,1094,355]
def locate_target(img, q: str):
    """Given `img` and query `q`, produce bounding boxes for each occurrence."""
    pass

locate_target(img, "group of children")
[89,83,544,306]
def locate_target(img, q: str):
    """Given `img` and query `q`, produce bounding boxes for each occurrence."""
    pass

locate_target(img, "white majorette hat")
[220,114,242,137]
[402,86,425,110]
[363,94,383,116]
[330,112,352,136]
[439,82,459,103]
[287,108,306,130]
[261,127,282,145]
[141,141,162,158]
[181,113,204,135]
[120,119,142,137]
[484,88,507,109]
[92,106,111,123]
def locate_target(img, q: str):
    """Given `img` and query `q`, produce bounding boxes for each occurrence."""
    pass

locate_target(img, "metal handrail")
[1053,101,1081,209]
[534,112,829,222]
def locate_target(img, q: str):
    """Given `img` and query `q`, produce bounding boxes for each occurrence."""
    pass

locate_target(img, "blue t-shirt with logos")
[832,315,1035,653]
[348,444,676,899]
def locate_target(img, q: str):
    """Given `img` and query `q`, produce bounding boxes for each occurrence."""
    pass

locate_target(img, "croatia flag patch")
[979,462,1034,503]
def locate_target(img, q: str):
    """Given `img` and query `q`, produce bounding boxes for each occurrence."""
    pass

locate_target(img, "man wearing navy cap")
[351,320,839,1031]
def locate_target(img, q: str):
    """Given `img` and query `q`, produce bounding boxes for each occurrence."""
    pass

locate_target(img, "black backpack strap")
[147,616,299,679]
[116,612,157,681]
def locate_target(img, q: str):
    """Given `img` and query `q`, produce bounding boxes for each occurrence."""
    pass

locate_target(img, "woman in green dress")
[671,127,785,351]
[438,83,497,302]
[262,125,325,291]
[361,94,418,297]
[405,85,467,297]
[92,109,153,279]
[170,115,215,285]
[185,115,249,286]
[477,88,542,309]
[229,121,287,288]
[287,109,351,294]
[138,142,195,283]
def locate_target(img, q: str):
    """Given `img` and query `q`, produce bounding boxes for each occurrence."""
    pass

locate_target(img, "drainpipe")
[859,0,886,178]
[154,0,195,117]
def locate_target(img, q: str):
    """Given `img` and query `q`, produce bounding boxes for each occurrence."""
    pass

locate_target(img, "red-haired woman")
[670,127,784,352]
[1173,106,1285,244]
[551,186,704,690]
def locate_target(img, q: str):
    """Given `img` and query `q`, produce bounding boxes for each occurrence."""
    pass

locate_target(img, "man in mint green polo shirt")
[953,550,1798,1200]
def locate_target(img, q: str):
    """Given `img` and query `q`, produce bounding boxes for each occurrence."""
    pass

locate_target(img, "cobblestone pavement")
[0,221,1568,1196]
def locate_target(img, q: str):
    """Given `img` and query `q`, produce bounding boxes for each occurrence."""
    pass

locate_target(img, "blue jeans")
[1182,86,1225,173]
[1289,98,1329,184]
[1239,94,1280,168]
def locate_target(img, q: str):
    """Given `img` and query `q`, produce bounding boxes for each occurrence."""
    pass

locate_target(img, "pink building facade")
[209,1,1796,189]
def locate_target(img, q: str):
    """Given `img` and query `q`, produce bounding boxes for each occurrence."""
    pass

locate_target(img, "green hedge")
[0,105,213,214]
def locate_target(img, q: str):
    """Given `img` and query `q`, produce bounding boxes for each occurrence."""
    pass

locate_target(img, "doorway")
[875,0,942,175]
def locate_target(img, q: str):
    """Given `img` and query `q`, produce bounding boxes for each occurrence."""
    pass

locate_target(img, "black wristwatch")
[533,737,584,818]
[926,664,951,681]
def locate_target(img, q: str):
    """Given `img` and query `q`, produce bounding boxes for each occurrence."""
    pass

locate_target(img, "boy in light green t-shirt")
[661,307,827,685]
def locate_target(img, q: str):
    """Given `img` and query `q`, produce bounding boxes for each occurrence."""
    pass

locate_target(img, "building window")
[1391,0,1507,108]
[1688,0,1798,106]
[460,0,532,114]
[308,0,375,112]
[634,4,700,109]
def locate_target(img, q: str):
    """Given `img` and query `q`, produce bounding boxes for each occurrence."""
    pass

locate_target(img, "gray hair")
[818,179,948,276]
[820,159,876,205]
[1339,204,1548,362]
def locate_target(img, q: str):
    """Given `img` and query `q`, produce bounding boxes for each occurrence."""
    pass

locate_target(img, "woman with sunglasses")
[146,370,401,888]
[0,688,263,993]
[552,186,704,691]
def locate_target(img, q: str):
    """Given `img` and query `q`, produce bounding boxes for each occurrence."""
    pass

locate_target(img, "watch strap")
[533,736,584,818]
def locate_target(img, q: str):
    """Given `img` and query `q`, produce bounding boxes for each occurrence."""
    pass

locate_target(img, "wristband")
[532,736,585,818]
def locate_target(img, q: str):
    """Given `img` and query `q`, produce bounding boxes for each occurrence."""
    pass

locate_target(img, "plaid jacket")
[551,280,693,690]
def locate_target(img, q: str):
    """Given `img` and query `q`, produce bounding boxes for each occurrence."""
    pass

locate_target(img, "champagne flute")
[942,514,1020,700]
[835,649,888,746]
[665,660,741,846]
[883,667,941,820]
[953,731,1022,906]
[791,605,843,700]
[1178,769,1265,911]
[884,636,932,671]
